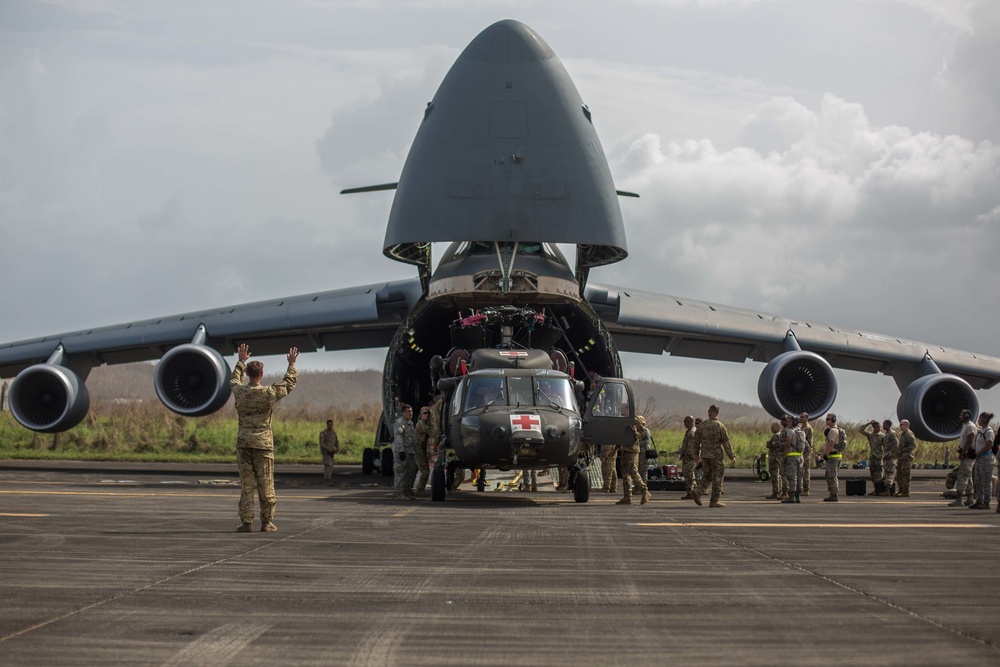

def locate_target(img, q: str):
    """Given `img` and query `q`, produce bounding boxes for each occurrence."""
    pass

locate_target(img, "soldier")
[764,420,785,500]
[781,418,805,504]
[600,442,618,493]
[881,420,899,495]
[678,416,699,502]
[319,419,339,486]
[231,343,298,533]
[950,409,978,507]
[412,405,433,495]
[392,404,417,501]
[820,413,846,502]
[970,412,995,509]
[799,412,814,496]
[859,419,885,495]
[616,417,652,505]
[691,405,736,508]
[693,417,705,491]
[521,468,538,492]
[635,415,653,484]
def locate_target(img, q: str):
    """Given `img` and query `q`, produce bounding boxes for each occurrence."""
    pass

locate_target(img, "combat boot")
[801,490,810,497]
[260,521,277,532]
[795,493,801,503]
[781,496,796,504]
[765,492,779,500]
[616,497,632,505]
[709,500,726,508]
[681,493,693,500]
[640,491,651,505]
[236,523,253,533]
[896,491,909,498]
[691,488,702,506]
[822,496,838,502]
[948,498,966,506]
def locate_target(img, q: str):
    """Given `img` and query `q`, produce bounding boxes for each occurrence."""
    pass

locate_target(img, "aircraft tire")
[431,467,446,501]
[361,448,375,475]
[574,469,590,503]
[380,448,394,476]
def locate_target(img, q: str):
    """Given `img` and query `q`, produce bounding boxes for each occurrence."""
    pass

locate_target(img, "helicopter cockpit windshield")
[462,375,578,411]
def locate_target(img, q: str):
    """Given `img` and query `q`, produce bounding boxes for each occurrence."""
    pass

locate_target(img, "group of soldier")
[950,409,997,511]
[857,418,917,497]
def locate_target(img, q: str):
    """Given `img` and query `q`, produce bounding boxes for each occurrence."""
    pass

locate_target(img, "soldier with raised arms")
[231,343,299,532]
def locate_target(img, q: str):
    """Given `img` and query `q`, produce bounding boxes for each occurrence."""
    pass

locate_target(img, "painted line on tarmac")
[0,512,48,517]
[634,522,994,528]
[392,507,418,518]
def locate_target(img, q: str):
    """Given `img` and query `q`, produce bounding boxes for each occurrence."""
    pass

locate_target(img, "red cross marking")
[510,414,541,431]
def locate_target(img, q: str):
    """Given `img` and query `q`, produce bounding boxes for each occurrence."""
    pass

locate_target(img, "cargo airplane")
[3,21,999,487]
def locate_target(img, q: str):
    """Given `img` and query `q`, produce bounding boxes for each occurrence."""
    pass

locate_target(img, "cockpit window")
[592,381,630,417]
[507,376,534,406]
[464,377,506,410]
[536,377,578,411]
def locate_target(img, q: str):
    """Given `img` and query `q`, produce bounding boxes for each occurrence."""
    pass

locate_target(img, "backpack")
[790,427,805,453]
[835,427,847,453]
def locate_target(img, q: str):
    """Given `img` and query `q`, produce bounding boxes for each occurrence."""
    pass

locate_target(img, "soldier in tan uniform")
[319,419,339,485]
[881,420,899,495]
[678,416,698,501]
[692,405,736,508]
[895,419,919,498]
[859,420,885,495]
[231,343,298,532]
[799,413,814,496]
[600,442,618,493]
[616,417,652,505]
[764,420,785,500]
[413,404,433,495]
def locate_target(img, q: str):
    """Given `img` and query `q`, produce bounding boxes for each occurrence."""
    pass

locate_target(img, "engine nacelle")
[9,364,91,433]
[757,351,837,419]
[896,374,977,442]
[154,344,231,417]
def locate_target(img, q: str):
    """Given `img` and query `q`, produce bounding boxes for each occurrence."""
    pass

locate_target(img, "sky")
[2,0,999,422]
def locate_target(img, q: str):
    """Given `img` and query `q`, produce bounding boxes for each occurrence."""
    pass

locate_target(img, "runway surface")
[1,462,998,666]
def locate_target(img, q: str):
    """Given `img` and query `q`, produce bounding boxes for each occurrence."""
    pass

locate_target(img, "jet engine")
[896,374,977,442]
[9,363,91,433]
[154,343,231,416]
[757,351,837,419]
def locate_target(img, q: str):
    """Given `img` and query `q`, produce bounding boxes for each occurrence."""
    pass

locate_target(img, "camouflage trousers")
[521,468,538,491]
[802,445,812,492]
[883,455,897,488]
[769,452,786,495]
[702,457,726,503]
[869,456,884,487]
[897,455,914,495]
[394,455,417,495]
[825,456,841,498]
[601,452,618,492]
[681,458,696,494]
[413,440,435,493]
[321,452,335,481]
[955,457,976,503]
[237,447,275,524]
[974,455,995,506]
[619,450,648,499]
[785,455,803,496]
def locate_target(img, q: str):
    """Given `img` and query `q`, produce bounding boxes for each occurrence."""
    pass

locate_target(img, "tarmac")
[1,460,998,666]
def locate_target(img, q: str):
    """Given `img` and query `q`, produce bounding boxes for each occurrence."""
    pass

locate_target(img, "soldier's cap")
[635,415,646,426]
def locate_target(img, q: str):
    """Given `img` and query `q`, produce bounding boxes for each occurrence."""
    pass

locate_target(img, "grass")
[0,406,959,467]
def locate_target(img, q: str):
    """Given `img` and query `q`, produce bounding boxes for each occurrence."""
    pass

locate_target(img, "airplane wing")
[0,278,422,379]
[584,282,999,441]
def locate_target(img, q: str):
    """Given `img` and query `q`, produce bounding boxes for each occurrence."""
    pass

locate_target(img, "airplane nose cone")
[461,19,555,63]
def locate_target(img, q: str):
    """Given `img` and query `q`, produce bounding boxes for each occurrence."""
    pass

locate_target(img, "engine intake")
[758,351,837,419]
[9,364,91,433]
[896,374,977,442]
[154,344,231,416]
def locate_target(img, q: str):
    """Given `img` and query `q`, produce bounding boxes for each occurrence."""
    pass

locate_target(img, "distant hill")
[81,363,770,425]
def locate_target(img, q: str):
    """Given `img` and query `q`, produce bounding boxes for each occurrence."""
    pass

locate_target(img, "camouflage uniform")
[392,416,416,497]
[413,418,432,493]
[428,398,443,464]
[824,427,846,500]
[680,426,698,496]
[600,444,618,493]
[800,421,813,494]
[230,360,297,526]
[766,431,786,498]
[783,426,805,502]
[319,427,339,483]
[897,429,918,497]
[882,428,899,491]
[954,422,978,506]
[861,424,885,491]
[637,425,653,483]
[693,418,735,506]
[618,425,651,504]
